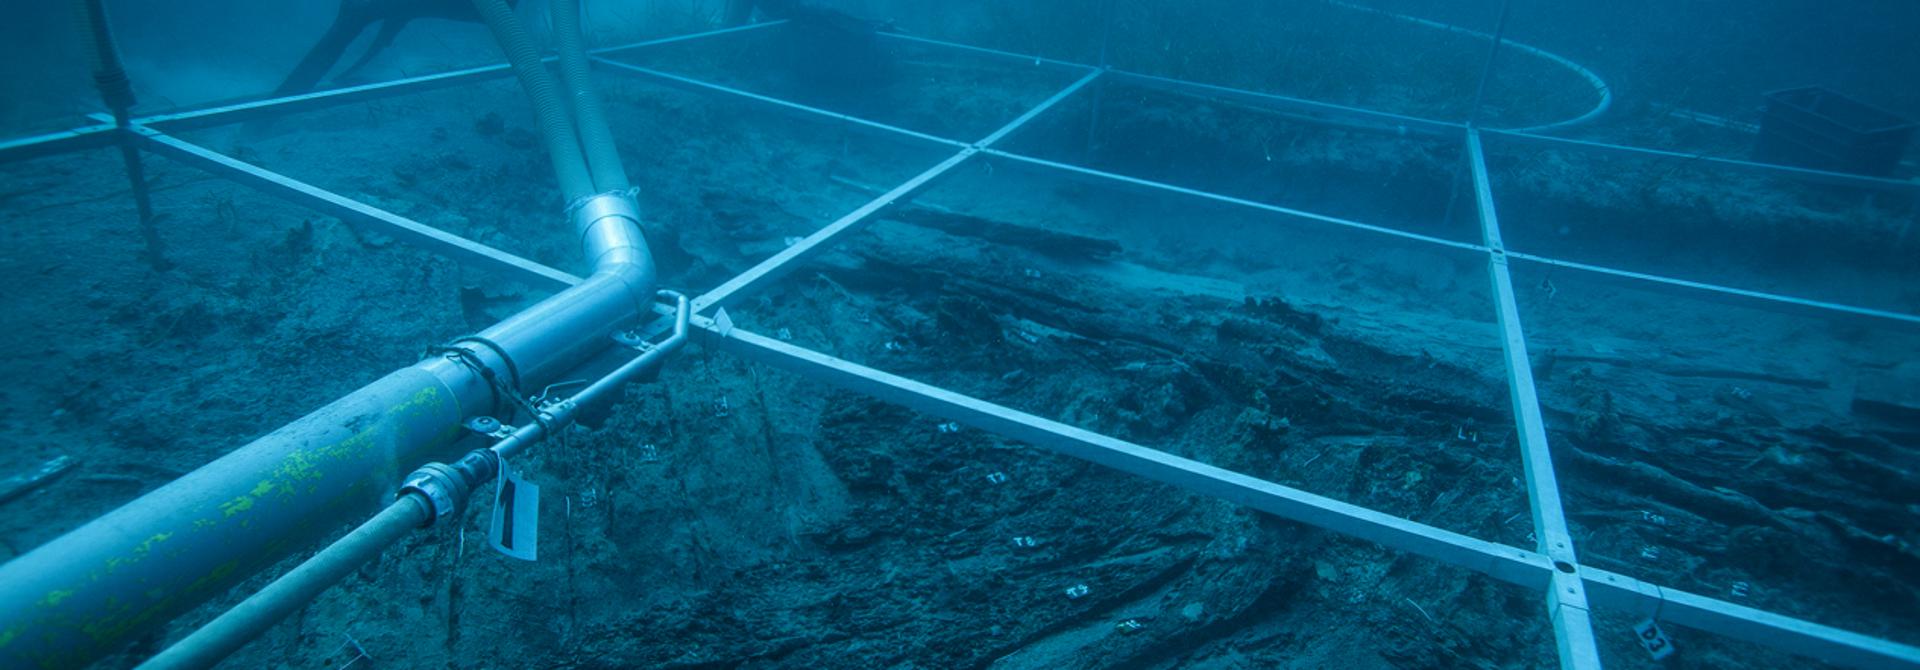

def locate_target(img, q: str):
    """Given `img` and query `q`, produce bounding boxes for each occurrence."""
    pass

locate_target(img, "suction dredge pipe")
[138,294,691,670]
[0,1,660,668]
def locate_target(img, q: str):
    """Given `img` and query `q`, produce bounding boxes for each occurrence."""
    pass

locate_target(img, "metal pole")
[1466,0,1513,129]
[133,496,434,670]
[1085,0,1115,157]
[1442,0,1513,232]
[75,0,167,271]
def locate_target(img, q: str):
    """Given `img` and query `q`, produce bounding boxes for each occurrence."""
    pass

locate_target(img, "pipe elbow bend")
[570,189,658,310]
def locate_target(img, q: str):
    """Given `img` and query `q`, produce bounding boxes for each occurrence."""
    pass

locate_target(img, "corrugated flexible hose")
[550,0,632,192]
[469,0,597,200]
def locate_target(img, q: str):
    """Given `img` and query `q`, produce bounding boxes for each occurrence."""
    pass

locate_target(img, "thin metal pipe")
[978,68,1103,148]
[7,18,1916,670]
[109,112,167,270]
[1084,0,1115,158]
[984,148,1488,252]
[589,57,967,149]
[1506,251,1920,328]
[133,496,433,670]
[492,291,690,459]
[135,294,689,670]
[1469,128,1602,669]
[876,31,1092,74]
[590,40,1920,333]
[1110,69,1461,138]
[1445,0,1513,237]
[1465,0,1513,129]
[134,128,582,291]
[693,148,976,315]
[99,24,667,665]
[75,0,166,270]
[3,121,653,670]
[0,122,116,164]
[1486,129,1920,194]
[587,18,784,59]
[693,68,1101,316]
[1307,0,1611,134]
[0,362,478,669]
[708,320,1920,670]
[706,320,1555,588]
[132,21,786,134]
[1582,567,1920,669]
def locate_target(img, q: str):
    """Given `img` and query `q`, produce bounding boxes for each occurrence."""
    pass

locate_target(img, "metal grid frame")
[4,17,1917,670]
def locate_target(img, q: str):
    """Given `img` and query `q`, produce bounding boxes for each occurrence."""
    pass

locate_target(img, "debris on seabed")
[1065,584,1091,600]
[985,471,1009,485]
[0,454,78,506]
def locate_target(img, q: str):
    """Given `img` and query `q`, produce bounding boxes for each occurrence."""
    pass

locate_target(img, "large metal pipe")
[134,291,687,670]
[0,221,653,670]
[0,0,659,661]
[0,364,475,668]
[130,496,434,670]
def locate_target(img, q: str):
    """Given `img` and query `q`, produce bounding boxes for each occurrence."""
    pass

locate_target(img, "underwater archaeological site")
[1,0,1917,668]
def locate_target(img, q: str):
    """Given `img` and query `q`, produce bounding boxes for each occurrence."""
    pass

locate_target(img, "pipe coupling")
[397,450,498,527]
[568,189,651,270]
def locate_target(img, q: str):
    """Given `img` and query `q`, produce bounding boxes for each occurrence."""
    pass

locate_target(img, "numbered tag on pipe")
[488,457,539,561]
[1633,619,1675,660]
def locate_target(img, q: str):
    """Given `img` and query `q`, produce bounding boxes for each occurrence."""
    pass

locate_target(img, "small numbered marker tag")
[488,457,540,561]
[714,308,735,338]
[1634,619,1675,660]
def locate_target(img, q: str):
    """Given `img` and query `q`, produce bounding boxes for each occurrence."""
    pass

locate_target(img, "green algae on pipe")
[0,364,472,669]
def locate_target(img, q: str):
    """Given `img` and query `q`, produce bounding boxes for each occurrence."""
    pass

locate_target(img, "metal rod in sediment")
[1442,0,1514,232]
[1466,0,1515,129]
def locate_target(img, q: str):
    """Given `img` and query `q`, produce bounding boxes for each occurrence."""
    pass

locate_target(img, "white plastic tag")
[1634,619,1675,660]
[715,308,735,338]
[488,457,539,561]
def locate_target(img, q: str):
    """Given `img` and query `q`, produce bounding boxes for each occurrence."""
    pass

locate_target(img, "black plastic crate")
[1754,86,1916,177]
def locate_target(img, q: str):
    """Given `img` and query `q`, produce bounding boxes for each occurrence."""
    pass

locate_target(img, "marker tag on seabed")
[1634,619,1675,660]
[715,308,735,338]
[488,457,539,561]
